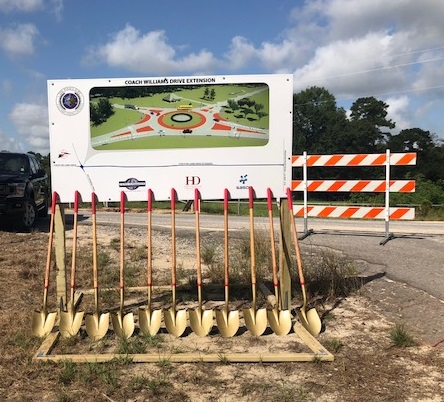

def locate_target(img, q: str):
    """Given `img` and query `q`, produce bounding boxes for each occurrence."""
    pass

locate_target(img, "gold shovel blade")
[85,312,110,342]
[189,308,213,337]
[296,307,322,337]
[59,310,84,338]
[138,307,162,336]
[306,307,322,336]
[243,307,267,337]
[267,308,292,336]
[163,308,187,337]
[215,309,240,337]
[31,310,57,338]
[111,311,135,339]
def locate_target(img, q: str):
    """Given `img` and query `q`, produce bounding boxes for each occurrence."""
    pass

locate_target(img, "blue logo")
[119,178,146,190]
[236,174,249,190]
[56,87,84,115]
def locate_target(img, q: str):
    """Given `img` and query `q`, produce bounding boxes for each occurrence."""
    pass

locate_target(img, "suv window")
[0,154,28,174]
[29,155,39,175]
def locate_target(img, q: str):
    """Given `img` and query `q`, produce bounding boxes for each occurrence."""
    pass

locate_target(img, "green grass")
[325,338,344,352]
[389,323,417,347]
[302,250,359,301]
[102,199,276,217]
[95,134,267,150]
[90,107,142,137]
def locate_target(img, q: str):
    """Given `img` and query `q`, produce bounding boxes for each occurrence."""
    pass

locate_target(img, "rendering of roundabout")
[90,87,269,150]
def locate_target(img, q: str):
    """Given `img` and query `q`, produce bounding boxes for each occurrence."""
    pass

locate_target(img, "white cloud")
[385,95,410,133]
[0,0,43,13]
[9,103,49,154]
[0,23,39,57]
[83,25,219,75]
[50,0,63,21]
[0,129,24,152]
[292,32,407,97]
[224,36,256,71]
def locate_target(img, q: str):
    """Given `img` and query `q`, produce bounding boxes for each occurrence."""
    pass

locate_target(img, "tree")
[226,99,237,110]
[90,99,114,126]
[253,103,264,116]
[97,98,113,120]
[292,86,348,154]
[388,128,436,153]
[388,129,444,184]
[348,97,395,152]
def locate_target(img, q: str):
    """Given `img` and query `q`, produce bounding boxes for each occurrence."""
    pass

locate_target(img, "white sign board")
[48,74,293,202]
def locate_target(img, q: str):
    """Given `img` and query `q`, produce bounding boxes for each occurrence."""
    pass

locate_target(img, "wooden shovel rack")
[33,199,334,363]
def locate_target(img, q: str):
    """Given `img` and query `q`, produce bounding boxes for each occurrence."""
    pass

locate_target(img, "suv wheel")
[22,199,37,229]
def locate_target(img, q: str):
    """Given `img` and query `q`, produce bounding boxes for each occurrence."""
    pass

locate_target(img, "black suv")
[0,152,50,230]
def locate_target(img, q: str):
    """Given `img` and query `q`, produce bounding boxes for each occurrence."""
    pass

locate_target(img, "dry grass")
[1,222,443,402]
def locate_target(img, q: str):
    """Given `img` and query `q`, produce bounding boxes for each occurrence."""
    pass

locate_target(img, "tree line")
[292,86,444,209]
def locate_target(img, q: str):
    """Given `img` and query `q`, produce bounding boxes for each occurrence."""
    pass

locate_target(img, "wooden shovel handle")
[120,191,125,290]
[171,189,176,287]
[223,189,229,287]
[248,187,256,285]
[286,188,307,298]
[91,192,98,290]
[195,189,202,284]
[70,191,79,292]
[43,191,57,291]
[267,188,279,298]
[195,189,203,305]
[147,189,153,288]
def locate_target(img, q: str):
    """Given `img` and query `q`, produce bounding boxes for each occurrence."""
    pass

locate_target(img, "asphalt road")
[75,210,444,345]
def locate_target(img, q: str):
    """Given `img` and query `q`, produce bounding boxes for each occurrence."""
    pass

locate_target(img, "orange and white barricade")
[291,150,417,244]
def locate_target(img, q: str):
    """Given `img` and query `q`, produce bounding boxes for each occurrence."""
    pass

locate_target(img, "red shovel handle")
[51,191,57,215]
[91,192,96,214]
[171,188,176,210]
[74,191,79,213]
[267,188,273,211]
[224,188,229,211]
[248,186,254,208]
[120,191,125,213]
[286,187,293,209]
[147,189,153,212]
[194,188,200,211]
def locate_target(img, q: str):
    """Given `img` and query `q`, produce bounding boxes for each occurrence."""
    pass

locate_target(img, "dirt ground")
[0,213,443,402]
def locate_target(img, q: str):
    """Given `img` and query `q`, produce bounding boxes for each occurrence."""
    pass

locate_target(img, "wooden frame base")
[33,322,334,363]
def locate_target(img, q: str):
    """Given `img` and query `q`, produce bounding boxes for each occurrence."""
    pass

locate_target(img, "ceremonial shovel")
[242,186,267,336]
[32,191,58,338]
[266,188,292,336]
[139,189,162,336]
[59,191,84,338]
[215,189,240,337]
[111,191,135,339]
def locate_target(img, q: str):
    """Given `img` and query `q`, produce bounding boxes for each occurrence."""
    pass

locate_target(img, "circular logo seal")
[119,178,146,191]
[57,87,84,115]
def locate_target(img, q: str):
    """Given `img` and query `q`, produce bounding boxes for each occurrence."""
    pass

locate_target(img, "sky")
[1,0,444,155]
